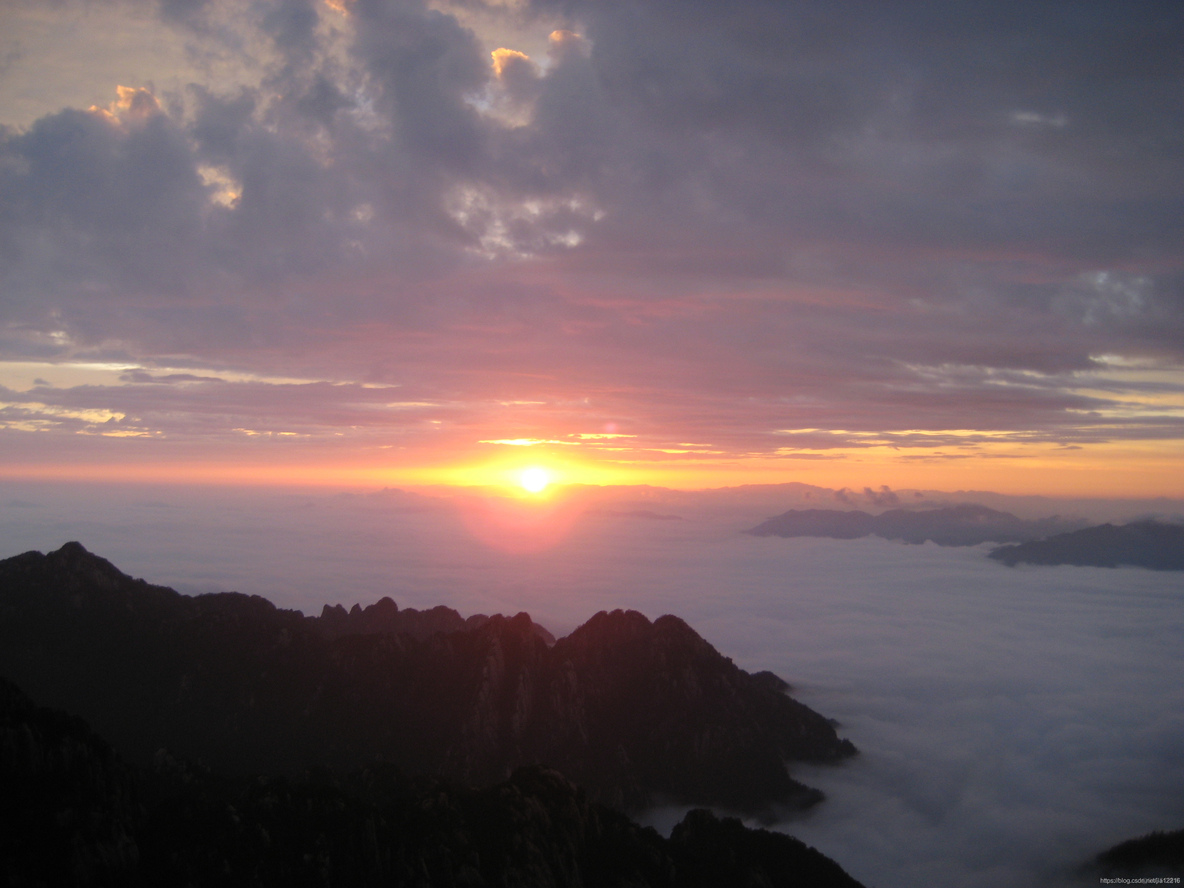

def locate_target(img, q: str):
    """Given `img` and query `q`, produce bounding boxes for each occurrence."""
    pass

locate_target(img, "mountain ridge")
[989,520,1184,570]
[0,542,856,816]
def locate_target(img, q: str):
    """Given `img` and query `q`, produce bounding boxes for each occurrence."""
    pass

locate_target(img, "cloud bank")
[2,481,1182,886]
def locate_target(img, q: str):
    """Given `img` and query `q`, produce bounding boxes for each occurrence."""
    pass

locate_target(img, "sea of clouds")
[3,481,1183,887]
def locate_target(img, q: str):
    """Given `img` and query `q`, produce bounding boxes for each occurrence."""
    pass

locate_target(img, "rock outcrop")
[0,543,855,815]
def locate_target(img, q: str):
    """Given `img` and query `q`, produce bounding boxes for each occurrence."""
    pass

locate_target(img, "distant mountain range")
[744,505,1184,571]
[0,542,855,817]
[989,520,1184,570]
[744,504,1086,547]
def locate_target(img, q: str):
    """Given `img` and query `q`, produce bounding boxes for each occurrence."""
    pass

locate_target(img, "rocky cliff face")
[0,543,856,815]
[1,675,866,887]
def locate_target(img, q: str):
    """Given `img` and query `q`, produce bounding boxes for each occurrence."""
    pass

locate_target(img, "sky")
[2,481,1182,887]
[2,0,1184,495]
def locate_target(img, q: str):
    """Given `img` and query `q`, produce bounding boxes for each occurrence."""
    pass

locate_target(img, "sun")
[518,466,552,494]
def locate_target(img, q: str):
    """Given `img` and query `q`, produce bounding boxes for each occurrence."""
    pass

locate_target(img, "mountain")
[989,520,1184,570]
[745,504,1086,546]
[1092,827,1184,880]
[315,596,556,644]
[4,675,869,887]
[0,542,855,815]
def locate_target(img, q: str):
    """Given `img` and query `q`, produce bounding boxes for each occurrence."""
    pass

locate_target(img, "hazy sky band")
[1,0,1182,492]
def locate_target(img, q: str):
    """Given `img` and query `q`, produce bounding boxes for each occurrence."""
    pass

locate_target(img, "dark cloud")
[260,0,321,65]
[0,0,1182,470]
[0,93,207,311]
[352,0,490,171]
[156,0,217,27]
[863,485,899,507]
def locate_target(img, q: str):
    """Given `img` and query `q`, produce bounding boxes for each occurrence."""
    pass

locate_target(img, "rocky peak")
[14,541,139,594]
[0,544,855,816]
[312,595,555,643]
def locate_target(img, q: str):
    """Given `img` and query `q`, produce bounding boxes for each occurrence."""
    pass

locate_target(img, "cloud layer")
[2,480,1182,887]
[1,0,1183,484]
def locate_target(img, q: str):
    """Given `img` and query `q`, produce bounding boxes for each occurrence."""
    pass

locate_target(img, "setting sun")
[519,466,552,493]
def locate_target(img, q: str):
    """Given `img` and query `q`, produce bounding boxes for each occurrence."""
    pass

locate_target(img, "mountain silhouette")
[0,542,855,816]
[1089,826,1184,880]
[989,520,1184,570]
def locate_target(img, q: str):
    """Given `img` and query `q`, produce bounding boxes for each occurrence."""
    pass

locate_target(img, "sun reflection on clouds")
[454,489,583,554]
[87,85,161,126]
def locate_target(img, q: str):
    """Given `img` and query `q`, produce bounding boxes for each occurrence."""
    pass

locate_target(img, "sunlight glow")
[519,466,551,493]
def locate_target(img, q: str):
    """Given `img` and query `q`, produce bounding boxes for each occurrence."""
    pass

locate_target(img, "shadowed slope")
[0,676,866,887]
[1096,828,1184,877]
[0,543,855,815]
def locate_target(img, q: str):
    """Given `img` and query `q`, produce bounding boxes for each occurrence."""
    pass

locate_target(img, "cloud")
[0,0,1182,477]
[1,482,1182,887]
[863,485,899,506]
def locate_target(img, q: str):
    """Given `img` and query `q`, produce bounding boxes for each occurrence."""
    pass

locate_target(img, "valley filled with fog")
[3,482,1182,887]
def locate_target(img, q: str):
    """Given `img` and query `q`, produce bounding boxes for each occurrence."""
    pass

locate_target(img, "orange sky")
[2,435,1181,500]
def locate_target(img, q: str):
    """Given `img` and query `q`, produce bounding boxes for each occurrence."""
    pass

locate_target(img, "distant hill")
[0,542,855,816]
[0,675,867,888]
[989,520,1184,570]
[745,504,1086,547]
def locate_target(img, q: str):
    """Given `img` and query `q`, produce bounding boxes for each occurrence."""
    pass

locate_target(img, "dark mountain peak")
[555,609,725,682]
[460,610,546,653]
[17,541,138,591]
[1094,827,1184,880]
[652,612,694,635]
[506,610,536,633]
[546,607,854,812]
[371,595,398,615]
[565,608,654,643]
[312,594,554,643]
[192,590,288,627]
[0,541,186,629]
[557,610,729,674]
[591,607,653,630]
[52,539,92,559]
[0,544,855,816]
